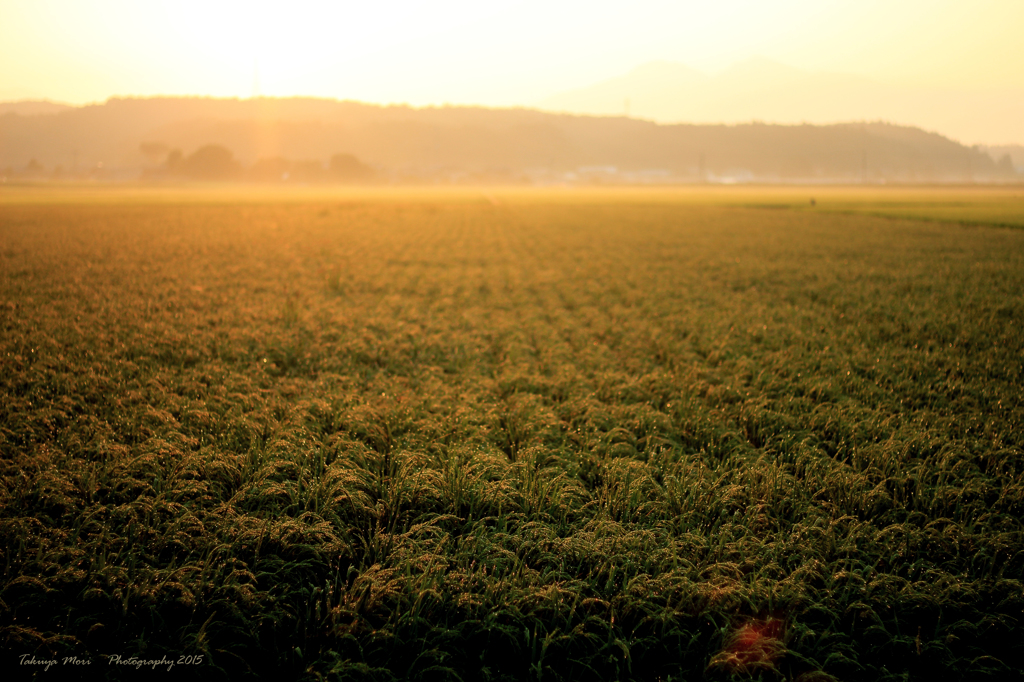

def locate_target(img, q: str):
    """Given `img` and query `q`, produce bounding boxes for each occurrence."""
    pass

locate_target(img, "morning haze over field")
[2,3,1024,682]
[3,0,1024,182]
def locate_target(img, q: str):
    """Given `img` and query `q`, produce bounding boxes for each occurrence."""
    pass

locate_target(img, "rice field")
[1,186,1022,680]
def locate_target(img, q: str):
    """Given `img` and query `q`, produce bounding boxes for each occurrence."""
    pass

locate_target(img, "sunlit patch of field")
[724,185,1024,229]
[741,186,1024,229]
[1,187,1022,680]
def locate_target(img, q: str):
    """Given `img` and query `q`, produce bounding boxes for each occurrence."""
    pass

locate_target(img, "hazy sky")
[2,0,1022,132]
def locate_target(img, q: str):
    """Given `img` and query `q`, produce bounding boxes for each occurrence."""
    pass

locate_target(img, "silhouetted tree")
[165,149,183,172]
[178,145,241,180]
[329,153,373,181]
[997,154,1017,175]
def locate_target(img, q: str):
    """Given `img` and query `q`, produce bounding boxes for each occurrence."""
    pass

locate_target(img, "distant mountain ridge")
[538,59,1024,148]
[0,96,1017,183]
[0,100,74,116]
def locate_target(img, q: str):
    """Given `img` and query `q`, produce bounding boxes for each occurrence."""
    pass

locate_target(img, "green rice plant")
[0,190,1021,680]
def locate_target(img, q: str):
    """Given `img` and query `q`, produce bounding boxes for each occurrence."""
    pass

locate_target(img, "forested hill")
[1,96,1017,182]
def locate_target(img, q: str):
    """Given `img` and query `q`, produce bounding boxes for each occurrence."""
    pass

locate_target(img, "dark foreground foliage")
[1,195,1022,680]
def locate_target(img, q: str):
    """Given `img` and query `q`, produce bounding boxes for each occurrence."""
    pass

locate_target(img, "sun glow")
[4,0,1023,102]
[2,0,1023,144]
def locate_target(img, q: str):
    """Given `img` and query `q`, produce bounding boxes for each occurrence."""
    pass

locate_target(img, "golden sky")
[2,0,1023,142]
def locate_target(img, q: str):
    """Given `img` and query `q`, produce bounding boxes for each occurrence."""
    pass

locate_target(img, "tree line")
[143,144,375,183]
